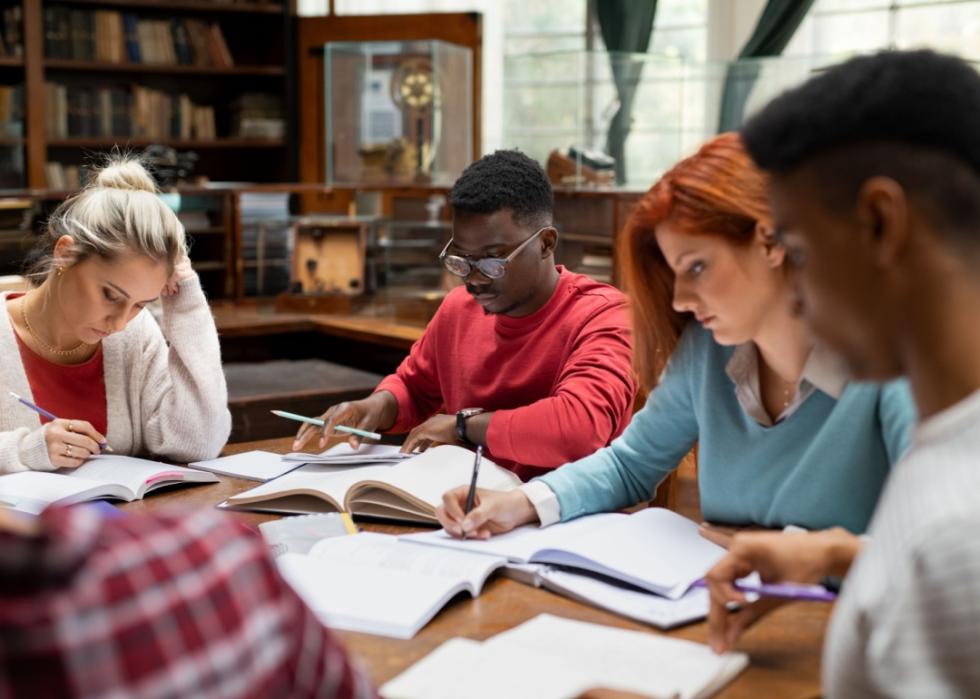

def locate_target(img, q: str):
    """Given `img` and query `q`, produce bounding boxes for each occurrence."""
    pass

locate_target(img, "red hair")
[619,132,772,390]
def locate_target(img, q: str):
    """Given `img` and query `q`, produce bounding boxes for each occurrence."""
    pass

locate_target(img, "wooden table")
[212,304,425,351]
[120,438,829,699]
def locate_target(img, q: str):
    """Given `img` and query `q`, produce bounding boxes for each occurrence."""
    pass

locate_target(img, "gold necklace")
[20,295,87,356]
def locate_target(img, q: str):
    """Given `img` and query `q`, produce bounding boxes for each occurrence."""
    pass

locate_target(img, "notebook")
[0,455,219,514]
[190,450,300,481]
[401,508,726,599]
[504,563,713,630]
[380,613,750,699]
[276,532,508,638]
[258,511,358,556]
[222,444,521,524]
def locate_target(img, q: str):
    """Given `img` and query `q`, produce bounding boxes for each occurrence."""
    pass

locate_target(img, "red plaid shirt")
[0,506,376,699]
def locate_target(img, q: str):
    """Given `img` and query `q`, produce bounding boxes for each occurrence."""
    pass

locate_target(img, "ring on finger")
[67,421,74,433]
[64,444,73,458]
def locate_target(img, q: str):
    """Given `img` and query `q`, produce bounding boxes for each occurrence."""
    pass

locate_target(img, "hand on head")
[162,256,195,297]
[43,419,106,468]
[436,487,538,539]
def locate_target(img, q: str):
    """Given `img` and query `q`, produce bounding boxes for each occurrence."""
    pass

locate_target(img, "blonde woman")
[0,157,230,471]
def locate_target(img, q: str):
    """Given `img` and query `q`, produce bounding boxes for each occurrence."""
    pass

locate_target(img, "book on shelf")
[43,8,236,68]
[1,6,22,59]
[0,85,23,127]
[45,82,215,141]
[221,444,522,524]
[380,613,749,699]
[0,455,219,515]
[232,93,285,138]
[44,162,81,190]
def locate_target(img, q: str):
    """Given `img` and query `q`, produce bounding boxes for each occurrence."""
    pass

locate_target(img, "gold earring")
[56,266,63,278]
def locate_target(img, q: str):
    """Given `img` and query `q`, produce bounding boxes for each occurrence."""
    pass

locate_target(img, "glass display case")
[324,39,473,187]
[368,218,456,324]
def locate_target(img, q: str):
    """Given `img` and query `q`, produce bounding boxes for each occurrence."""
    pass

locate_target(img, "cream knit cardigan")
[0,275,231,472]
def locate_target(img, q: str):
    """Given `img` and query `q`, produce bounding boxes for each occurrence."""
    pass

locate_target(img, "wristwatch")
[455,407,485,446]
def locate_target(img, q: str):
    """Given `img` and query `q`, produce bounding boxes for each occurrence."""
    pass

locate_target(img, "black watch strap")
[456,408,484,446]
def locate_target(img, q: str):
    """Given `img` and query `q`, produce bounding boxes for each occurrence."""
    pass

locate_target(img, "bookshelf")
[3,0,296,190]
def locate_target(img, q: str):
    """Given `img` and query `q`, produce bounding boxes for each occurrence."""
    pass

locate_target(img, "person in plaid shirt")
[0,504,376,699]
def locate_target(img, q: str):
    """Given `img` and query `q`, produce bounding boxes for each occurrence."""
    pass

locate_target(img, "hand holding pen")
[9,391,111,468]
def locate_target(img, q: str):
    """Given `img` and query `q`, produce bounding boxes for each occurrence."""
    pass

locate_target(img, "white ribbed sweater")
[0,275,231,472]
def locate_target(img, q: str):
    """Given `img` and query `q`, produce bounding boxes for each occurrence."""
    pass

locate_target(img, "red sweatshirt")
[375,267,636,480]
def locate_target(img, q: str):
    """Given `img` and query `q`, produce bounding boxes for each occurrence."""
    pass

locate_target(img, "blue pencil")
[8,391,112,453]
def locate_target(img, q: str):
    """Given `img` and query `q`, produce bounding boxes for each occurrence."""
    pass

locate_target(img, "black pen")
[463,445,483,532]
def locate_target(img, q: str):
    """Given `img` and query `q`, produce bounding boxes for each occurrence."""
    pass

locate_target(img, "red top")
[376,267,637,481]
[11,294,108,435]
[0,506,374,698]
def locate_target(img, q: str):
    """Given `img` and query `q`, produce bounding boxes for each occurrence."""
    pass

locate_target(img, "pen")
[8,391,112,453]
[691,578,837,602]
[464,445,482,515]
[270,409,382,441]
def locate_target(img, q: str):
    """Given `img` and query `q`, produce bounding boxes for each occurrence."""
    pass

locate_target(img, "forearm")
[143,277,231,459]
[367,390,399,432]
[461,411,492,445]
[538,441,672,521]
[0,426,53,473]
[821,527,863,577]
[486,393,628,468]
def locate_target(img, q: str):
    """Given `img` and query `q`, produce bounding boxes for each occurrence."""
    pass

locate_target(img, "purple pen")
[8,391,113,453]
[691,578,837,602]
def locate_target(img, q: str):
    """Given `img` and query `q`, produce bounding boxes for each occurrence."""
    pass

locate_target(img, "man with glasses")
[294,150,636,480]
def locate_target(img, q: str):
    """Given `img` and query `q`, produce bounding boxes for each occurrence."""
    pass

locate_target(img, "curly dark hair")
[742,49,980,253]
[449,149,553,227]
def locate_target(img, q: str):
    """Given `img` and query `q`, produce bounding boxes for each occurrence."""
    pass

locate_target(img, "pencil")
[691,578,837,602]
[8,391,112,453]
[270,409,382,440]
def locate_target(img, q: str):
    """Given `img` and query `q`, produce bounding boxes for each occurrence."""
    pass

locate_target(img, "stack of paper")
[380,613,749,699]
[282,443,412,465]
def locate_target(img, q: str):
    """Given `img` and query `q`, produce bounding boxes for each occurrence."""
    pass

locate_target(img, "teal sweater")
[537,323,916,534]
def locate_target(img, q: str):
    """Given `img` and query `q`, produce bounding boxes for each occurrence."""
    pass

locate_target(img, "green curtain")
[596,0,658,185]
[716,0,815,133]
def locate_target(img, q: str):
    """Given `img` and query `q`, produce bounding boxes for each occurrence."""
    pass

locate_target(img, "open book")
[222,444,521,524]
[402,508,727,600]
[381,613,749,699]
[276,532,508,639]
[0,455,219,514]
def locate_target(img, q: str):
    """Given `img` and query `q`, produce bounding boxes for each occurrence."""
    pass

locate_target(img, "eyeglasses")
[439,227,549,280]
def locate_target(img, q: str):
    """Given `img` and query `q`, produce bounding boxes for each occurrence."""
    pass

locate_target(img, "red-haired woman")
[437,132,915,539]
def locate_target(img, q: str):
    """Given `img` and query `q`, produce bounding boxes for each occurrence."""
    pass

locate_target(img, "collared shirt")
[724,341,849,427]
[0,505,375,699]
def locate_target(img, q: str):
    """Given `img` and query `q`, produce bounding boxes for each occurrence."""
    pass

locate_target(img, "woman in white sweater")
[0,157,230,472]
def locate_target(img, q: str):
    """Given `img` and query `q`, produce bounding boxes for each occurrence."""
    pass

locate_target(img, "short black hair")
[449,149,554,227]
[742,50,980,253]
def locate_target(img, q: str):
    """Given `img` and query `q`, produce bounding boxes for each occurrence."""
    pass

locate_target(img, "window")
[786,0,980,58]
[502,0,708,187]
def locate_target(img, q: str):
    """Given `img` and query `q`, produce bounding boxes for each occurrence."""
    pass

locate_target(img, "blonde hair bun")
[94,158,158,193]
